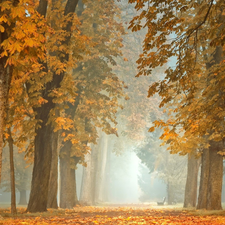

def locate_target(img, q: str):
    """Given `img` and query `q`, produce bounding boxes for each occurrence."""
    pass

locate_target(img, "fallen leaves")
[1,206,225,224]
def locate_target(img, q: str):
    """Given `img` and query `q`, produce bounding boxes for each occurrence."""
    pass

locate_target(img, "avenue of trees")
[0,0,224,214]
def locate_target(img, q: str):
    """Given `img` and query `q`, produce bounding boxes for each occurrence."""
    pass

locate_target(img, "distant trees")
[129,0,225,210]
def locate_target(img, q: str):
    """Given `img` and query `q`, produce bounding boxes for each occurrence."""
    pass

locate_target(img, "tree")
[0,0,47,213]
[129,0,225,210]
[26,0,81,212]
[0,0,45,186]
[57,0,125,208]
[183,152,200,208]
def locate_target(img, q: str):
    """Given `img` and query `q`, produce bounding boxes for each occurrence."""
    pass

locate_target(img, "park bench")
[157,197,166,206]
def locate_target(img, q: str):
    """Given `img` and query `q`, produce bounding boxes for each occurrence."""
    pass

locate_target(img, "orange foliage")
[2,206,225,224]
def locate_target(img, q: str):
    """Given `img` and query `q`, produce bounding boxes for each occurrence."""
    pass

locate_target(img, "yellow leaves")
[11,6,26,19]
[0,25,4,32]
[148,126,155,132]
[3,206,225,224]
[0,1,11,11]
[26,39,35,48]
[54,117,74,131]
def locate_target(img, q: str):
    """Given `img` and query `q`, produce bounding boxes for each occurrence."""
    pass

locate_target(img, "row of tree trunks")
[79,132,110,205]
[184,142,223,210]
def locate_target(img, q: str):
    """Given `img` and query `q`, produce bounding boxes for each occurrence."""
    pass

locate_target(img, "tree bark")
[70,168,79,206]
[8,129,17,214]
[183,153,200,208]
[0,66,6,186]
[59,141,72,209]
[27,112,54,212]
[47,131,59,209]
[206,141,223,210]
[59,141,80,209]
[197,148,210,209]
[19,190,27,205]
[197,141,223,210]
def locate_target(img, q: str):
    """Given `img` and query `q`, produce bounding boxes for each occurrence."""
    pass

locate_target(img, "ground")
[1,204,225,224]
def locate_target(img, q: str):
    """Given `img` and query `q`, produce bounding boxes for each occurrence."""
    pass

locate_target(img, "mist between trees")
[0,0,225,214]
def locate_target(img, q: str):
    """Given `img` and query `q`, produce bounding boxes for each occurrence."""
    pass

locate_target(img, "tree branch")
[186,0,214,39]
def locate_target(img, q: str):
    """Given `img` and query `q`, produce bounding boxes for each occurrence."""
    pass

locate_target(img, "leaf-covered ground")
[1,205,225,224]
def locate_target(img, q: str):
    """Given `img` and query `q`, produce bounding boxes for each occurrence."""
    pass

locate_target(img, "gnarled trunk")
[183,153,200,208]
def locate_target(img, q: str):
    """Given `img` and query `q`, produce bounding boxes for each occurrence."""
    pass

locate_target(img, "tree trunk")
[197,148,210,209]
[59,141,72,209]
[70,168,79,206]
[19,190,27,205]
[167,181,173,205]
[197,141,223,210]
[102,140,111,202]
[90,143,99,205]
[79,134,107,205]
[27,112,54,212]
[79,151,92,205]
[8,129,17,214]
[206,141,223,210]
[59,141,80,209]
[96,133,108,203]
[0,2,14,186]
[47,131,59,209]
[0,72,6,186]
[183,153,200,208]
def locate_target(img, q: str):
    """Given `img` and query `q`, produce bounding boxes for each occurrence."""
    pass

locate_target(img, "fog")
[2,0,225,212]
